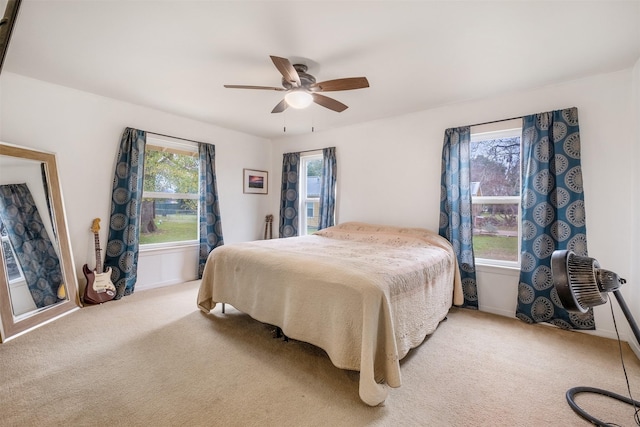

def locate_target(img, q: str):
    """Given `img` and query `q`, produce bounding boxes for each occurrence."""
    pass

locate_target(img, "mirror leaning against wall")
[0,142,81,342]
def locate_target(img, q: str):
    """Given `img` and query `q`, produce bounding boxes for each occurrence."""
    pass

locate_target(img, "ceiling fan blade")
[271,98,288,114]
[310,77,369,92]
[270,56,301,87]
[312,93,348,112]
[224,85,286,91]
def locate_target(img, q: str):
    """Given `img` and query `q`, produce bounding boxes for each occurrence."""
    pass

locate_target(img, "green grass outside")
[140,214,198,245]
[138,216,517,261]
[473,235,518,261]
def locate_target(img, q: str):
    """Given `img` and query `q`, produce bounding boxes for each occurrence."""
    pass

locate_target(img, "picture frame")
[243,168,268,194]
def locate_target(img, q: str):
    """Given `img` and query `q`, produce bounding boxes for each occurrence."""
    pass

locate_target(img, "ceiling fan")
[224,56,370,113]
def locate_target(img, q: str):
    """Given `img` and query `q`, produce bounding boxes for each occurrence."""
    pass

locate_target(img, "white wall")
[1,66,638,348]
[0,72,272,292]
[631,57,640,356]
[271,67,639,346]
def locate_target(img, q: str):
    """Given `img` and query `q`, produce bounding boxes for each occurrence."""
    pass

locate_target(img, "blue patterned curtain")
[439,126,478,309]
[318,147,337,231]
[198,143,224,278]
[516,107,594,330]
[0,184,63,308]
[105,127,146,299]
[279,152,300,238]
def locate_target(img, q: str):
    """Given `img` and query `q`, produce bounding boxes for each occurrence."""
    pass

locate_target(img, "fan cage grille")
[567,254,608,309]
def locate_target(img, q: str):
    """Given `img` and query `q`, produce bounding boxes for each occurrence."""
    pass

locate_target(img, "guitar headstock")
[90,218,101,233]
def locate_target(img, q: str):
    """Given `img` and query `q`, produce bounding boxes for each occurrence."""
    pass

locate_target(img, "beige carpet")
[1,280,638,426]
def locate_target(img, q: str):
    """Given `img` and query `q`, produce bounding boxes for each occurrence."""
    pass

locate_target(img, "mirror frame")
[0,0,22,74]
[0,142,81,342]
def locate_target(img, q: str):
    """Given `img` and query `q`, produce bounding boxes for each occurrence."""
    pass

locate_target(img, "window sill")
[475,261,520,276]
[139,241,198,254]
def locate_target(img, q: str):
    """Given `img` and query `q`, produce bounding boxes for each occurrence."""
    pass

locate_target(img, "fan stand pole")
[565,289,640,426]
[613,289,640,346]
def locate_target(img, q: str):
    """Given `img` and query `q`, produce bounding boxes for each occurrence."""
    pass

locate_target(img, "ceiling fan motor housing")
[282,64,316,90]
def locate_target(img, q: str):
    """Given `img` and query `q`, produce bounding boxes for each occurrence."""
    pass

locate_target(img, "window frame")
[139,136,200,250]
[298,151,322,236]
[470,125,522,268]
[1,235,25,285]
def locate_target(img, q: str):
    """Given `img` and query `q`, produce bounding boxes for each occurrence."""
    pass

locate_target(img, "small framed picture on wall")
[243,168,268,194]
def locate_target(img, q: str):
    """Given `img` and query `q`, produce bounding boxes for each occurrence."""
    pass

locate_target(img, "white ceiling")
[4,1,640,139]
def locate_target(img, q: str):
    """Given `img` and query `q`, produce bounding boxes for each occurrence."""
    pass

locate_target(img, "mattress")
[197,222,462,405]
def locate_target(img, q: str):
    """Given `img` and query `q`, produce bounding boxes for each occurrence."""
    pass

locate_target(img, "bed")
[197,222,463,405]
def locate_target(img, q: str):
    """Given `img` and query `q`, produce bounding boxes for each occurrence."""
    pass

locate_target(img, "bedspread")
[197,222,462,405]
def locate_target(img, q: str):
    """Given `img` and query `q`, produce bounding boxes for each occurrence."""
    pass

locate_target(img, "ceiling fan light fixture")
[285,90,313,109]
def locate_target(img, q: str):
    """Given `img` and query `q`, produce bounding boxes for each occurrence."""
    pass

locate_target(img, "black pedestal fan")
[551,250,640,426]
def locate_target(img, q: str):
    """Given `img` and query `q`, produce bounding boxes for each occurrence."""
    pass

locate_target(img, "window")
[299,153,322,236]
[470,126,521,266]
[140,136,199,247]
[1,223,24,284]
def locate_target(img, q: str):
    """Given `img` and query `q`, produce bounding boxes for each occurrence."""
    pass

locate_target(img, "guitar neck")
[94,232,103,274]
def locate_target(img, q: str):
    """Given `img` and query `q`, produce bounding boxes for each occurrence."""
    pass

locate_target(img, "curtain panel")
[318,147,337,230]
[516,107,594,330]
[0,184,63,308]
[198,143,224,279]
[439,126,478,309]
[105,127,146,299]
[279,152,300,238]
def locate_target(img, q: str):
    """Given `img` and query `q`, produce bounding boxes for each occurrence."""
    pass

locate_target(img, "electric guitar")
[82,218,116,304]
[264,214,273,240]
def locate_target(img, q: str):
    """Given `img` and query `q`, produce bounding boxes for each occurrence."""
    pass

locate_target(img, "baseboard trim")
[478,307,638,359]
[630,338,640,360]
[478,306,515,319]
[136,279,189,292]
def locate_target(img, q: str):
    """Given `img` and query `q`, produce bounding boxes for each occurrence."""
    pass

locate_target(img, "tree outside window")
[470,130,521,264]
[140,144,199,246]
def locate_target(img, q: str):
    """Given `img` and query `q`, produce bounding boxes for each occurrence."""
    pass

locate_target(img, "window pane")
[300,156,322,236]
[306,200,319,234]
[141,144,199,246]
[472,203,518,262]
[470,137,520,197]
[306,159,322,197]
[139,198,198,245]
[143,149,198,194]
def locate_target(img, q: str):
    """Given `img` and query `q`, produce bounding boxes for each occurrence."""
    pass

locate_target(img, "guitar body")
[82,218,116,304]
[83,264,116,304]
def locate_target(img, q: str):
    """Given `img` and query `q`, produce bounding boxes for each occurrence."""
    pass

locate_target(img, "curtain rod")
[298,148,325,154]
[465,115,523,129]
[466,106,576,128]
[146,131,207,146]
